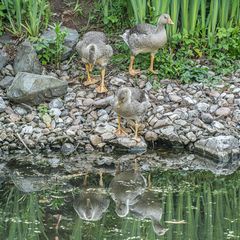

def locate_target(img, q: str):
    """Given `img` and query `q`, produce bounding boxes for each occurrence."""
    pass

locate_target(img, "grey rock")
[160,126,179,142]
[21,125,33,134]
[155,106,164,113]
[194,136,240,162]
[186,132,197,142]
[145,82,152,91]
[201,113,213,124]
[0,97,6,112]
[14,40,42,74]
[233,110,240,122]
[109,137,147,153]
[235,99,240,106]
[101,132,115,141]
[95,123,115,134]
[110,77,126,86]
[0,76,14,89]
[232,88,240,94]
[49,108,61,118]
[41,27,79,48]
[90,135,102,146]
[14,106,28,116]
[7,72,68,105]
[61,143,75,155]
[169,94,182,103]
[196,102,210,112]
[183,96,196,105]
[62,46,73,61]
[153,118,170,128]
[215,107,231,117]
[49,98,64,109]
[0,48,9,70]
[212,121,224,129]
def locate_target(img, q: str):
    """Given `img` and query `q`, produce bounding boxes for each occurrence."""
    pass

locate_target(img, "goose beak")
[168,18,174,25]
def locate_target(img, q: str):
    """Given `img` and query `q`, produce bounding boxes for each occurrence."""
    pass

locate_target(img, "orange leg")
[96,68,108,93]
[129,55,141,76]
[83,64,98,86]
[149,53,158,74]
[115,115,127,136]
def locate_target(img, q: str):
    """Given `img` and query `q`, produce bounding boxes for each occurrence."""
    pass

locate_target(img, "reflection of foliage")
[0,187,47,239]
[0,170,240,239]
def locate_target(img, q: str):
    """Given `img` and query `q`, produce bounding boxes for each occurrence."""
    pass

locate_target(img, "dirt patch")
[49,0,96,30]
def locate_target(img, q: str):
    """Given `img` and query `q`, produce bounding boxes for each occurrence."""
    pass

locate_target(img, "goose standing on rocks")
[121,13,174,76]
[76,31,113,93]
[113,87,150,142]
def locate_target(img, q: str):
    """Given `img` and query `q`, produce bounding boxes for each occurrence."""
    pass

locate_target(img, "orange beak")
[168,18,174,25]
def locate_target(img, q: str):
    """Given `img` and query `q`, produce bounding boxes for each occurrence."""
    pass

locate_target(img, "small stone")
[145,131,158,141]
[61,143,75,155]
[175,119,187,126]
[155,106,164,113]
[0,97,6,113]
[233,110,240,122]
[49,98,64,109]
[14,106,28,116]
[233,88,240,94]
[183,96,196,105]
[215,107,231,117]
[153,118,170,128]
[95,123,115,134]
[49,108,61,118]
[90,135,102,146]
[42,113,52,127]
[145,82,152,91]
[186,132,197,142]
[169,94,182,103]
[21,126,33,134]
[0,76,14,89]
[0,48,9,70]
[148,116,158,126]
[212,121,225,129]
[110,77,126,86]
[196,102,209,112]
[201,113,213,124]
[83,98,94,106]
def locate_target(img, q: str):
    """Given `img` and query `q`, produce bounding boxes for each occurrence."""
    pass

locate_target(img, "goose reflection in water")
[109,161,147,217]
[130,175,168,236]
[73,171,110,221]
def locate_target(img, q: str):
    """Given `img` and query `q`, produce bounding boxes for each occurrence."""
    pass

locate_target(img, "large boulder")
[7,72,68,105]
[13,40,42,74]
[194,135,240,162]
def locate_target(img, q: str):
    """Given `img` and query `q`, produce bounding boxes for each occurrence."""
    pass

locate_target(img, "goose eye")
[164,16,167,19]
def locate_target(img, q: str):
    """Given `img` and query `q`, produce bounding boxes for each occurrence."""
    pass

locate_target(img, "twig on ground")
[16,132,33,155]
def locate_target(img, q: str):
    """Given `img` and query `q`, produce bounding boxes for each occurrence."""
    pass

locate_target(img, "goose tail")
[120,30,130,46]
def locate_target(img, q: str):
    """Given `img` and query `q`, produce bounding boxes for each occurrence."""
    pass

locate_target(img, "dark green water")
[0,152,239,240]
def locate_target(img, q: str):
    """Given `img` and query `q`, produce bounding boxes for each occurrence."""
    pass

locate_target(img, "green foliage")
[0,3,5,35]
[1,0,50,37]
[23,0,51,37]
[35,23,67,68]
[37,103,48,116]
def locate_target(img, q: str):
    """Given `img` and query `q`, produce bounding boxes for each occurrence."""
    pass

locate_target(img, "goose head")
[158,13,174,25]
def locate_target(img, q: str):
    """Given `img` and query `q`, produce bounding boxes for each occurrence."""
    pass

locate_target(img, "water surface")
[0,151,239,240]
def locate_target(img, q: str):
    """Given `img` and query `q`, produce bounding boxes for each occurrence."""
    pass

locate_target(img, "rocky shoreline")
[0,30,240,162]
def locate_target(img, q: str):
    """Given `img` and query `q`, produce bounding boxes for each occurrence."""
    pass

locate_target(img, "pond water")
[0,151,239,240]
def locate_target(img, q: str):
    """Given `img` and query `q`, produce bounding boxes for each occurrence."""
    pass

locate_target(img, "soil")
[49,0,97,31]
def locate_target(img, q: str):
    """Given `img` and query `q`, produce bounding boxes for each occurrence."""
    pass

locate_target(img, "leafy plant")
[37,103,48,117]
[35,23,67,68]
[0,3,5,35]
[23,0,50,37]
[2,0,50,37]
